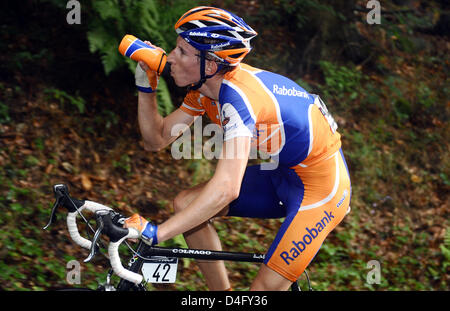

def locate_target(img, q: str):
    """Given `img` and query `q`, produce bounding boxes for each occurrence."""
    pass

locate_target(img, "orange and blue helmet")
[174,6,257,66]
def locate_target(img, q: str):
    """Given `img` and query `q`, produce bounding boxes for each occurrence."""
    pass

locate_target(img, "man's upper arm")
[162,108,196,145]
[161,90,206,145]
[213,136,251,197]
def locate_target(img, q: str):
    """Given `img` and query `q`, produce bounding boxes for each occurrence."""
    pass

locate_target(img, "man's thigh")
[264,151,351,282]
[227,165,286,219]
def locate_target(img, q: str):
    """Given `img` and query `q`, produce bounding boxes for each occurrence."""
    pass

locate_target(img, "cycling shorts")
[228,149,351,282]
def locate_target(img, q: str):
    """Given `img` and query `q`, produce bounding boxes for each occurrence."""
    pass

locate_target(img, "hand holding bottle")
[118,35,167,74]
[119,35,168,93]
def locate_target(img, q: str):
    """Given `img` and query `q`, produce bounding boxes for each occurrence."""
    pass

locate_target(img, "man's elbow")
[143,141,164,152]
[222,183,240,203]
[212,174,243,204]
[229,187,241,201]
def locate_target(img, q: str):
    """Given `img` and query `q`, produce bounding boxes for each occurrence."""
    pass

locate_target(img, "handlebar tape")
[108,228,143,284]
[66,201,113,250]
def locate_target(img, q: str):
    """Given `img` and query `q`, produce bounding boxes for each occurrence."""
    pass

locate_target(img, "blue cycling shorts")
[227,149,352,281]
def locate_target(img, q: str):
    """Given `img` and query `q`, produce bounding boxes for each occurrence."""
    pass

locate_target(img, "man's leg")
[254,151,352,291]
[174,165,284,290]
[251,264,293,291]
[173,182,230,291]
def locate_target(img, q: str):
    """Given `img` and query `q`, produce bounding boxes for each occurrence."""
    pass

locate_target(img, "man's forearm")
[138,91,165,151]
[156,137,251,243]
[156,176,237,243]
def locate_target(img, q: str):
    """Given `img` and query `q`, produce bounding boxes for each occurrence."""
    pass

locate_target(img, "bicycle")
[44,183,313,291]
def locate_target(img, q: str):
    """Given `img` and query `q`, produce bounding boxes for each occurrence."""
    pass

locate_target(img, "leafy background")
[0,0,448,290]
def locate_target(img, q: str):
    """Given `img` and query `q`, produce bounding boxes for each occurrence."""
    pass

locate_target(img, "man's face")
[167,36,201,87]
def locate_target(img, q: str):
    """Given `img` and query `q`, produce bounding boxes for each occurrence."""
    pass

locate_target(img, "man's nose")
[167,49,175,63]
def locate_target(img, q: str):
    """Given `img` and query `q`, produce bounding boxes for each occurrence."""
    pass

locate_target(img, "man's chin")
[171,78,187,88]
[172,76,198,88]
[177,81,194,88]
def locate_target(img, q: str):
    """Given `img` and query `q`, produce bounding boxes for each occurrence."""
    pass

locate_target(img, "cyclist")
[124,6,351,291]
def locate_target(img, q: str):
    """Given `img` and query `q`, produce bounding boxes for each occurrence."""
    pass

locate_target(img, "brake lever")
[84,210,109,262]
[43,184,69,230]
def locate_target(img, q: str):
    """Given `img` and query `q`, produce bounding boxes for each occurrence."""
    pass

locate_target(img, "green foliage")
[44,88,86,114]
[112,154,132,174]
[86,0,190,73]
[160,234,188,249]
[441,228,450,270]
[0,101,10,124]
[0,83,14,123]
[83,0,194,116]
[319,61,365,105]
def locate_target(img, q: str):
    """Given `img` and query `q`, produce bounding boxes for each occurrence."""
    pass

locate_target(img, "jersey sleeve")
[180,90,206,116]
[220,82,256,142]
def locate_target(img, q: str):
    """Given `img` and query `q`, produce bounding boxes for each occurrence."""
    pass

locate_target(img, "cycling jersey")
[180,63,351,282]
[180,63,341,167]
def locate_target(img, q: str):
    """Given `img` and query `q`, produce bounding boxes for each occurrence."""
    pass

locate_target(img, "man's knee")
[173,190,189,214]
[173,182,209,214]
[173,195,187,213]
[251,264,293,291]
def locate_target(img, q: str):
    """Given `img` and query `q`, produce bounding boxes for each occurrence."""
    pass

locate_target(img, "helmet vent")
[228,52,245,58]
[179,22,198,32]
[206,15,236,27]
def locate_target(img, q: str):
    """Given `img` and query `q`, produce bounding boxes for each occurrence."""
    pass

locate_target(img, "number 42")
[152,264,171,282]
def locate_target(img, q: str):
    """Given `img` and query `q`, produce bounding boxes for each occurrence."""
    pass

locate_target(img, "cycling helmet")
[174,6,257,89]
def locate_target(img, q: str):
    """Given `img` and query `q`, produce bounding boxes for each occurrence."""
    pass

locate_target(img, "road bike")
[44,184,313,291]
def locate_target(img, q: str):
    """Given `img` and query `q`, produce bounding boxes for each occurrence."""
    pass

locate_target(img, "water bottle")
[118,35,167,75]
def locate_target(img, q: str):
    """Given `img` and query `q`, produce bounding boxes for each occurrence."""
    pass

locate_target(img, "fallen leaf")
[411,174,422,183]
[93,151,100,163]
[45,164,53,174]
[81,173,92,191]
[61,162,73,173]
[88,174,107,182]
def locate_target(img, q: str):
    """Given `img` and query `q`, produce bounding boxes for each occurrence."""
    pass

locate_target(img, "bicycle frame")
[112,240,267,291]
[115,242,310,291]
[145,245,266,263]
[45,184,311,291]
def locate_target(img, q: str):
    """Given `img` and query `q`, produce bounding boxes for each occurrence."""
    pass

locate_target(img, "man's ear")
[206,59,218,75]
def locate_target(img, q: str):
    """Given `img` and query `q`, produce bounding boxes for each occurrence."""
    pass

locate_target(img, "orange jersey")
[180,63,341,167]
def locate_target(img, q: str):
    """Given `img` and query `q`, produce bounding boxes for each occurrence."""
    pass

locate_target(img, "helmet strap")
[188,51,223,91]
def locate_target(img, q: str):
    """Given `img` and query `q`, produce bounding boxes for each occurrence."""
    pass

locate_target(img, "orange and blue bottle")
[118,35,167,75]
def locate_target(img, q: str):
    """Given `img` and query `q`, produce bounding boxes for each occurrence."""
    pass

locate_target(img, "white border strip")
[298,152,339,211]
[307,104,314,157]
[239,68,286,155]
[181,102,205,112]
[221,79,256,123]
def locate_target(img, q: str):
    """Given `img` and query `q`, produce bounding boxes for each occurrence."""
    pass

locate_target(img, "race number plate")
[142,257,178,283]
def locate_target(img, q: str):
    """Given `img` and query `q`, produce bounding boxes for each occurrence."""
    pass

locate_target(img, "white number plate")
[142,257,178,283]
